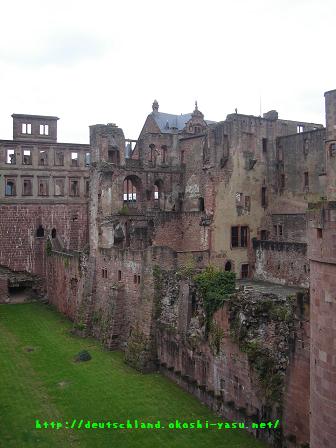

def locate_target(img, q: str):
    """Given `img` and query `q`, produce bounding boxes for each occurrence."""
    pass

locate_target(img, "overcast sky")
[0,0,335,143]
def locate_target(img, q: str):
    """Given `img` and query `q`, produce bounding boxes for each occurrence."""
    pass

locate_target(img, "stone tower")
[308,89,336,448]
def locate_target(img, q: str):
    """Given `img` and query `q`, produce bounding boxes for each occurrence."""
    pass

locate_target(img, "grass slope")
[0,303,267,448]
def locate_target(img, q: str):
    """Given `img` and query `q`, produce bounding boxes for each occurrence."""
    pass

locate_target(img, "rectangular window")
[6,149,16,164]
[22,123,31,134]
[262,138,268,153]
[137,275,141,284]
[241,264,249,279]
[54,178,65,196]
[38,178,49,196]
[236,192,243,206]
[231,226,239,247]
[118,270,122,281]
[5,178,16,196]
[39,124,49,135]
[280,174,285,189]
[55,151,64,166]
[240,226,248,247]
[71,152,78,167]
[85,179,90,197]
[69,179,79,197]
[304,172,309,188]
[261,186,267,207]
[244,196,251,211]
[38,149,48,166]
[317,228,323,239]
[22,179,33,196]
[134,274,137,284]
[85,152,91,166]
[23,149,32,165]
[101,269,108,279]
[273,225,278,237]
[297,125,304,133]
[278,225,283,236]
[181,150,185,163]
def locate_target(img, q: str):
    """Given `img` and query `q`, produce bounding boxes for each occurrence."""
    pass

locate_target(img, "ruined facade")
[0,91,335,447]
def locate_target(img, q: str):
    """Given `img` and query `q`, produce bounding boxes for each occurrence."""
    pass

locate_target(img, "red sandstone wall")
[0,204,88,274]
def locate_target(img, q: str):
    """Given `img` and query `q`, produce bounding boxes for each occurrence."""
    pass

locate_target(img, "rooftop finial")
[195,100,198,111]
[152,99,159,113]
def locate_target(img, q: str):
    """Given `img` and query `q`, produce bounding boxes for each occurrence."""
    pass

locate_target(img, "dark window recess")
[118,270,122,281]
[191,292,197,315]
[317,228,323,239]
[181,150,185,163]
[137,275,141,284]
[23,179,32,196]
[244,196,251,211]
[231,226,239,247]
[51,228,56,238]
[260,230,267,240]
[225,261,232,272]
[241,264,249,279]
[161,145,167,164]
[304,172,309,188]
[36,225,44,238]
[279,225,283,236]
[198,197,205,212]
[274,225,278,237]
[240,226,248,247]
[280,174,285,189]
[23,150,32,165]
[108,149,120,164]
[262,138,268,153]
[55,151,64,166]
[329,143,336,157]
[38,179,49,196]
[134,275,137,284]
[101,269,108,279]
[70,180,79,197]
[261,186,267,207]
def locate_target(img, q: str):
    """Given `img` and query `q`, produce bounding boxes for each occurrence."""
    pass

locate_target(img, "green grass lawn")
[0,303,267,448]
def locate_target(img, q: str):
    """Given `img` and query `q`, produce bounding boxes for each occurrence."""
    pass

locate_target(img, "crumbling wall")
[154,267,310,447]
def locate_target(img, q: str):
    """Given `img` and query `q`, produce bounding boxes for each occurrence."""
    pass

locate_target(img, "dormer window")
[40,124,49,135]
[22,123,31,134]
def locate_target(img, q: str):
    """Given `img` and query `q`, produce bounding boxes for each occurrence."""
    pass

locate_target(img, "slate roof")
[151,111,217,133]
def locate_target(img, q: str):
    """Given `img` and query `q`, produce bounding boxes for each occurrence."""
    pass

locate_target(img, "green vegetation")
[118,206,130,216]
[0,303,266,448]
[193,266,236,333]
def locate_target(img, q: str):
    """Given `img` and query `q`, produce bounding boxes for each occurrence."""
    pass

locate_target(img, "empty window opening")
[70,179,79,197]
[23,179,32,196]
[134,274,137,284]
[261,186,267,207]
[161,145,167,164]
[54,178,65,196]
[23,149,32,165]
[5,179,16,196]
[38,179,49,196]
[297,125,304,133]
[304,172,309,188]
[244,196,251,211]
[198,197,205,212]
[260,230,267,240]
[85,179,90,197]
[39,124,49,135]
[280,174,285,189]
[241,264,249,279]
[317,228,323,239]
[273,225,278,237]
[71,152,78,167]
[118,270,122,281]
[85,152,91,166]
[108,148,120,164]
[225,261,232,272]
[36,225,45,238]
[123,176,141,205]
[39,149,48,166]
[149,144,156,165]
[6,149,16,164]
[101,269,108,279]
[22,123,31,134]
[181,150,185,163]
[329,143,336,157]
[51,228,56,239]
[191,292,197,315]
[262,138,268,153]
[137,275,141,284]
[279,225,283,236]
[231,226,249,248]
[55,151,64,166]
[154,185,159,201]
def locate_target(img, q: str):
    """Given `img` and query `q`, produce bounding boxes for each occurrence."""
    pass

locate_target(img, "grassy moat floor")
[0,303,267,448]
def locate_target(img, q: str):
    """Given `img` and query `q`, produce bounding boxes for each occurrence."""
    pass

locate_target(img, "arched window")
[51,228,56,239]
[225,261,232,272]
[36,225,45,238]
[123,175,142,207]
[161,145,167,164]
[153,179,163,209]
[198,197,205,212]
